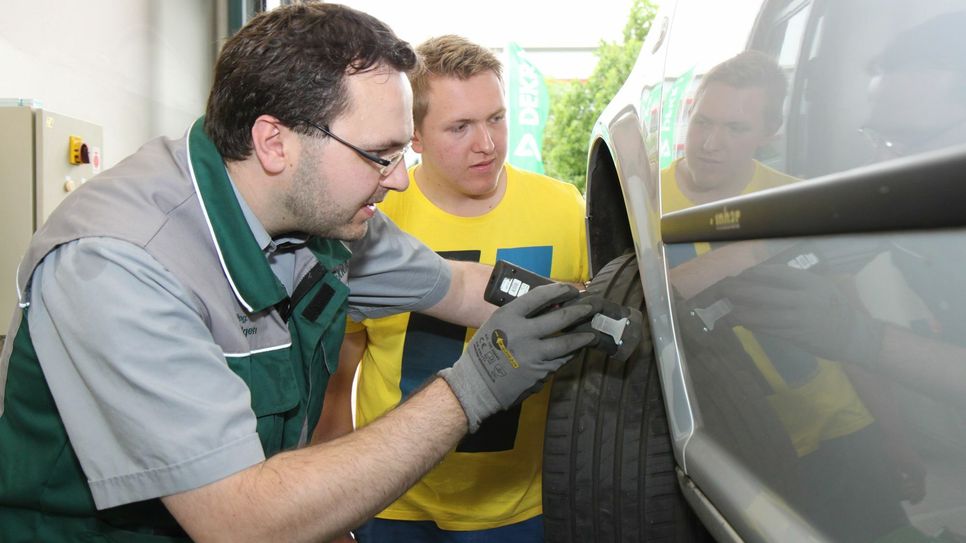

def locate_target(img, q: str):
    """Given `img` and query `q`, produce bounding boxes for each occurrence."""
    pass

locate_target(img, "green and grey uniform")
[0,118,451,541]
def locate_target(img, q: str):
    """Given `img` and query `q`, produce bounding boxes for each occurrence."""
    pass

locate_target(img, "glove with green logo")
[440,282,598,433]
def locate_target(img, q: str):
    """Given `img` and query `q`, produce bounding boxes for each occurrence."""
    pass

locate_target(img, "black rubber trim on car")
[661,146,966,244]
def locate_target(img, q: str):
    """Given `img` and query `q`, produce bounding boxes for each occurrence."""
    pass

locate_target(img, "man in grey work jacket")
[0,4,598,542]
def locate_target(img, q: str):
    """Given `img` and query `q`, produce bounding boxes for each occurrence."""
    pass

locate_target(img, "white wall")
[0,0,217,169]
[340,0,636,80]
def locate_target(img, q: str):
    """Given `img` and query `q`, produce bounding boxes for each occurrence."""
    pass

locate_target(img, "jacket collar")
[186,117,287,313]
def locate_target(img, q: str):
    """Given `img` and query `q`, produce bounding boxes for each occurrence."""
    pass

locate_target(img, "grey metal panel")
[0,107,37,337]
[0,107,103,336]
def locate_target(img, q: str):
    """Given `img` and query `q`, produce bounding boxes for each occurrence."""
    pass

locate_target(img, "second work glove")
[440,283,598,433]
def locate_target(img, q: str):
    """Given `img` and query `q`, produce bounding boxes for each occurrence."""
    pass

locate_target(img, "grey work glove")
[721,264,884,367]
[440,283,598,433]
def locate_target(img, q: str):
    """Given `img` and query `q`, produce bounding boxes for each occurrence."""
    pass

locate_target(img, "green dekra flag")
[506,42,549,174]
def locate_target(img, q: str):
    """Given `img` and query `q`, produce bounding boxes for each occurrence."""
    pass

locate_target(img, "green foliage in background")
[543,0,657,191]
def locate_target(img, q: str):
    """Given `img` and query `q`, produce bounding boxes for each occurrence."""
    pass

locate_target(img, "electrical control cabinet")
[0,103,103,337]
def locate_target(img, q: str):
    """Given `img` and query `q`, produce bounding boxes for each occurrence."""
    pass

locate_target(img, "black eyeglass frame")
[298,119,408,176]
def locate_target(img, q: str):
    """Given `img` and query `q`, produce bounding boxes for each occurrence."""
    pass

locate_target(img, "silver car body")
[586,0,966,540]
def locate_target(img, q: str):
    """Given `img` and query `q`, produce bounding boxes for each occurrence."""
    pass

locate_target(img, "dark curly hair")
[204,2,417,161]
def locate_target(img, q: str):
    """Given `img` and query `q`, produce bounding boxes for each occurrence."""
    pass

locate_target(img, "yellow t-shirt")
[662,158,873,457]
[352,163,589,530]
[661,157,792,214]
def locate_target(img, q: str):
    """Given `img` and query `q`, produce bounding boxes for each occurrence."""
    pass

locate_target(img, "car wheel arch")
[586,138,634,277]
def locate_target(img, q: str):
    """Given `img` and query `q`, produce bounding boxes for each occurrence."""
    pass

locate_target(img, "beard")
[284,144,370,241]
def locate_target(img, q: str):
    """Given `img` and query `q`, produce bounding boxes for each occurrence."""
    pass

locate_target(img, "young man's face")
[412,71,508,197]
[286,67,413,241]
[684,82,774,192]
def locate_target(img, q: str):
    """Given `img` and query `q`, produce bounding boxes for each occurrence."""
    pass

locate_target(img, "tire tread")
[543,254,711,543]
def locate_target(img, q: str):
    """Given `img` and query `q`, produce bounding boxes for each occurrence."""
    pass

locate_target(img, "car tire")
[543,253,711,542]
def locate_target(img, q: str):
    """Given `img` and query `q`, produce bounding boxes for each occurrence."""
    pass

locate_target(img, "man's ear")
[411,128,424,154]
[251,115,290,175]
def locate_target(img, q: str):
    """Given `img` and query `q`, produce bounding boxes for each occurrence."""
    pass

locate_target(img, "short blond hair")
[411,35,503,128]
[695,50,787,134]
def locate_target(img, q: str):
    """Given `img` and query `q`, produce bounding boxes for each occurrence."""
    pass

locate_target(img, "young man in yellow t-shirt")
[314,35,588,542]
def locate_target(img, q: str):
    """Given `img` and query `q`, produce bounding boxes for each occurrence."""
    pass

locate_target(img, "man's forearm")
[312,330,367,444]
[421,260,495,328]
[163,378,467,543]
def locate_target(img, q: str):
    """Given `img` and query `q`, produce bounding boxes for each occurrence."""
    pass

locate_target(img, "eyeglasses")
[299,119,408,177]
